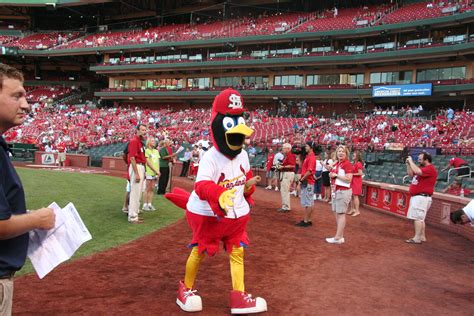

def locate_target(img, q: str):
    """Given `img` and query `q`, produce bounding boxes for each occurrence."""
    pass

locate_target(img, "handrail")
[447,166,471,183]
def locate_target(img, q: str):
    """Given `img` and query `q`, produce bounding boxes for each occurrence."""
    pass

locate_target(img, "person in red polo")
[405,152,437,244]
[441,156,470,177]
[276,143,296,212]
[56,141,67,167]
[326,145,353,244]
[295,142,316,227]
[127,124,147,224]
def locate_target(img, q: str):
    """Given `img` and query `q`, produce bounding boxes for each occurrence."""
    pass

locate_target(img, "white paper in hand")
[27,202,92,279]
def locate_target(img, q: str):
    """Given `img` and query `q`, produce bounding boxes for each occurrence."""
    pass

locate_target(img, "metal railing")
[447,166,472,184]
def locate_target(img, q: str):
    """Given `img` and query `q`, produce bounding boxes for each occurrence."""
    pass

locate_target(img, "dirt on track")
[14,178,474,315]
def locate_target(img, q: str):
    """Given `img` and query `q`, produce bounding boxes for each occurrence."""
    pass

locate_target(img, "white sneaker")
[149,205,156,211]
[265,186,272,190]
[142,205,150,211]
[325,237,345,244]
[313,194,317,201]
[317,194,322,200]
[290,190,297,196]
[275,187,279,192]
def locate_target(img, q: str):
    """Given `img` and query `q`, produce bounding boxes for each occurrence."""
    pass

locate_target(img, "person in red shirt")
[348,151,364,217]
[127,124,147,224]
[56,141,67,167]
[264,148,276,190]
[276,143,296,213]
[441,157,470,177]
[442,178,471,197]
[295,142,317,227]
[405,152,438,244]
[326,145,353,244]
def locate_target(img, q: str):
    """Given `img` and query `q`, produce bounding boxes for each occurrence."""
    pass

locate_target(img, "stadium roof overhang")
[87,42,474,75]
[94,84,474,102]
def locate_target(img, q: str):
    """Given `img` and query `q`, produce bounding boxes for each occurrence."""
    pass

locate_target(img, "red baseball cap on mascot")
[211,89,246,121]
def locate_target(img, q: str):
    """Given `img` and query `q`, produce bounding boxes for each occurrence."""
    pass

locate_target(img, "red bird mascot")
[166,89,267,314]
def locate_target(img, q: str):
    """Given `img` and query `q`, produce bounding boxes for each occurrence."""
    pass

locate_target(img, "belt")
[414,193,431,197]
[0,271,15,279]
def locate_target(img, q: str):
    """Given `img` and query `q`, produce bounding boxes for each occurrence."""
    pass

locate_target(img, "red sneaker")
[230,290,267,314]
[176,280,202,312]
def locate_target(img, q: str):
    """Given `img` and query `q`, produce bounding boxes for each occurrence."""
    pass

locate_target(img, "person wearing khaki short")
[326,145,353,244]
[405,152,437,244]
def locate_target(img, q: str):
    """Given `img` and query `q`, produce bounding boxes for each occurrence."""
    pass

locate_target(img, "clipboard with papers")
[27,202,92,279]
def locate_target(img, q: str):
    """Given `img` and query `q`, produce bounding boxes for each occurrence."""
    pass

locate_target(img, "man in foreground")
[0,63,55,315]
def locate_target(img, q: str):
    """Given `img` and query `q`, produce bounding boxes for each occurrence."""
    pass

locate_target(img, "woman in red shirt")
[327,145,353,244]
[348,151,363,217]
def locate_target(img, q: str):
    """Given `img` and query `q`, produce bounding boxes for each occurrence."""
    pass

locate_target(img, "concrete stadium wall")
[362,181,473,241]
[34,151,90,168]
[102,156,128,171]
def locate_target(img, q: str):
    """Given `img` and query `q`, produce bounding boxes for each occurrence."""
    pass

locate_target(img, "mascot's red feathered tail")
[165,89,267,314]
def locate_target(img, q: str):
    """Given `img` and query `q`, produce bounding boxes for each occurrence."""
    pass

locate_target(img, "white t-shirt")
[187,147,251,219]
[315,159,323,172]
[273,152,284,166]
[462,200,474,221]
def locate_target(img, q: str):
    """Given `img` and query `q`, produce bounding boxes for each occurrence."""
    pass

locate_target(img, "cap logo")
[228,93,243,110]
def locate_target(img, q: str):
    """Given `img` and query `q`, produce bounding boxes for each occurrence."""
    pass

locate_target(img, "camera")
[291,145,304,155]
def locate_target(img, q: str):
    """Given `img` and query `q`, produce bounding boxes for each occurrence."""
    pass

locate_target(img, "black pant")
[157,167,170,195]
[458,165,470,176]
[180,160,190,177]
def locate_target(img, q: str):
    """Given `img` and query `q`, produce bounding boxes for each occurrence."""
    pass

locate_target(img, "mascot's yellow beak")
[225,124,254,151]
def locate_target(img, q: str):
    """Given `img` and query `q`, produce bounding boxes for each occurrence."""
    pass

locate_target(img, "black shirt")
[0,136,28,275]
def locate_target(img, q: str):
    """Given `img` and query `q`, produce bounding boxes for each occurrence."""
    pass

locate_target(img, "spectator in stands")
[44,142,53,153]
[348,151,364,217]
[441,156,470,177]
[276,143,296,213]
[446,107,454,121]
[405,152,437,244]
[442,178,470,197]
[265,148,276,190]
[326,145,353,244]
[179,146,192,177]
[143,137,160,211]
[450,200,474,225]
[295,142,317,227]
[127,124,147,224]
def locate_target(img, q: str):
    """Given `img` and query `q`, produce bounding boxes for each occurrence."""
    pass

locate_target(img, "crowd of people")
[1,63,473,315]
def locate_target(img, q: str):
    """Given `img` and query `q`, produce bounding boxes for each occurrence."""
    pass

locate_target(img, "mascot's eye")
[223,117,235,131]
[237,117,245,125]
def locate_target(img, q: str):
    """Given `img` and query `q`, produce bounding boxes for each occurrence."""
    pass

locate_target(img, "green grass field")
[16,168,185,276]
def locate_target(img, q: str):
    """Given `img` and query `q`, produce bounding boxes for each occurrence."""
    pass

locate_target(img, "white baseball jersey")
[187,146,251,219]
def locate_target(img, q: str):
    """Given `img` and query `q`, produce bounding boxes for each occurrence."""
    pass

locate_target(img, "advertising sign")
[372,83,432,98]
[366,186,410,216]
[41,153,55,165]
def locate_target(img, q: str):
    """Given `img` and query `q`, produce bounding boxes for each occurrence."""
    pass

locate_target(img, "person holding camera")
[271,148,284,191]
[405,153,437,244]
[276,143,296,213]
[295,142,317,227]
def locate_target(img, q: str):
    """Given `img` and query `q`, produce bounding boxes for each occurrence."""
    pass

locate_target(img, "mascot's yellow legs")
[184,246,245,292]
